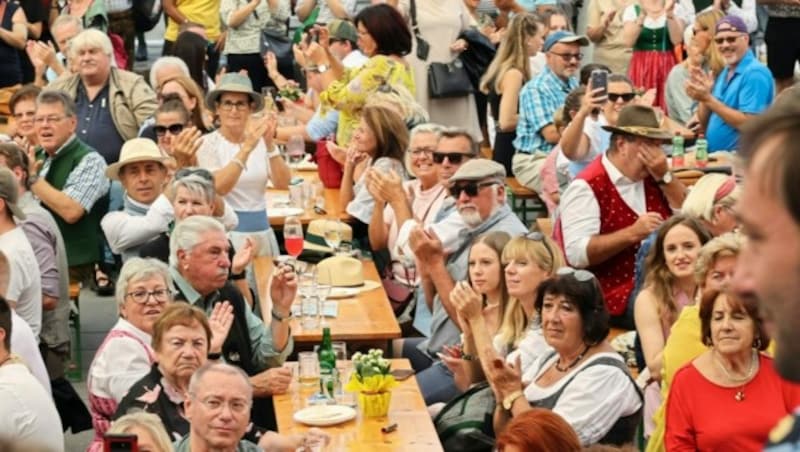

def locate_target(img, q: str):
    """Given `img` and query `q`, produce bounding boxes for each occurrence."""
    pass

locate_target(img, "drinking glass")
[284,216,303,264]
[323,219,343,253]
[298,352,320,387]
[289,182,305,209]
[301,295,321,330]
[286,134,305,164]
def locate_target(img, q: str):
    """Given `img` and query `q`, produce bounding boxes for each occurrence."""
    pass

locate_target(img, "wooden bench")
[506,177,546,224]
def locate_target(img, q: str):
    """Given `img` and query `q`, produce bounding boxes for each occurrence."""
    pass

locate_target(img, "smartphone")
[104,434,137,452]
[589,69,608,99]
[390,368,415,381]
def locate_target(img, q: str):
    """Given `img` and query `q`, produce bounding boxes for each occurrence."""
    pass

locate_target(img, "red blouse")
[666,354,800,451]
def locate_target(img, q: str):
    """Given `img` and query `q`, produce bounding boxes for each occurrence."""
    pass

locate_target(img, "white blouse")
[88,318,154,402]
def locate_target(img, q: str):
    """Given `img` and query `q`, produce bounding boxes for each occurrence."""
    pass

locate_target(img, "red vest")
[577,157,671,316]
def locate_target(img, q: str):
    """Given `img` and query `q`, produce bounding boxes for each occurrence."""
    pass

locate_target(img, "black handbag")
[259,29,294,76]
[410,0,473,99]
[132,0,162,32]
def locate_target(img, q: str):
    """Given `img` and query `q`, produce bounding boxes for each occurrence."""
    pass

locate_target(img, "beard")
[458,197,501,228]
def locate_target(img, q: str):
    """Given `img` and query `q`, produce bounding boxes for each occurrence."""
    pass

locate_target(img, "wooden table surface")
[266,170,351,227]
[274,359,443,452]
[253,257,401,344]
[672,151,735,186]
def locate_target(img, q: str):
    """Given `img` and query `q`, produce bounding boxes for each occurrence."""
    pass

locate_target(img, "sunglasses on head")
[556,266,595,282]
[608,92,636,102]
[448,180,496,198]
[175,167,214,181]
[154,123,185,137]
[521,231,556,267]
[432,152,471,164]
[714,35,740,45]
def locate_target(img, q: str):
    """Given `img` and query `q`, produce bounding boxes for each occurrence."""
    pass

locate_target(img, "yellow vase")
[358,391,392,418]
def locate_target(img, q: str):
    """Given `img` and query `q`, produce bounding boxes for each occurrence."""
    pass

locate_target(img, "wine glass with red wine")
[284,216,304,264]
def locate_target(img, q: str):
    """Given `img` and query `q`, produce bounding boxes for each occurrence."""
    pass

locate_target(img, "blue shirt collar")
[730,49,756,77]
[169,266,203,305]
[542,66,577,92]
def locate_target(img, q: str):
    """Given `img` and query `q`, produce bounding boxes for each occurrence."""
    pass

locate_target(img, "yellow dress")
[319,55,415,146]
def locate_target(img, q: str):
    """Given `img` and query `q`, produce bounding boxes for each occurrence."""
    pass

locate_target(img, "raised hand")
[270,263,297,316]
[451,280,483,322]
[485,356,523,402]
[208,301,234,354]
[264,51,279,76]
[171,126,203,168]
[408,226,444,268]
[232,236,256,275]
[251,366,293,395]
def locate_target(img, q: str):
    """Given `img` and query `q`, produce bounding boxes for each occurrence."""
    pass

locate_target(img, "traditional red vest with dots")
[578,156,672,316]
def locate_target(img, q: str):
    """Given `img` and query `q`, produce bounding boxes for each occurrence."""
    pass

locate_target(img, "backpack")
[433,382,496,452]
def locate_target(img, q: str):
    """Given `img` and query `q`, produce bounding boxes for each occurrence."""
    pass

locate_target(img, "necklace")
[713,349,759,402]
[554,345,590,372]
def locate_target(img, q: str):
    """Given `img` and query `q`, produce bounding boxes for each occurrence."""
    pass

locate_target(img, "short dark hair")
[440,127,478,155]
[9,84,41,115]
[156,94,191,125]
[534,272,610,344]
[0,295,11,350]
[37,90,77,117]
[579,63,611,86]
[699,289,769,350]
[0,143,29,190]
[739,91,800,226]
[354,4,412,57]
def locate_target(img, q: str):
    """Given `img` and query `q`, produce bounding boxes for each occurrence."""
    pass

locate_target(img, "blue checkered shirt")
[513,66,578,154]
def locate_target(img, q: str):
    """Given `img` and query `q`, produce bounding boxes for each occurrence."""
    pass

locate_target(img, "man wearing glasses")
[513,30,589,194]
[29,90,110,287]
[685,15,773,152]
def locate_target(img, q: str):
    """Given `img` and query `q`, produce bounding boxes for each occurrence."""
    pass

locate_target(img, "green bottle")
[671,131,685,168]
[318,327,336,395]
[695,133,708,169]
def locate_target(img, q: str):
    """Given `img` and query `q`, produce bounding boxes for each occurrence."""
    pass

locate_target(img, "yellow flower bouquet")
[344,349,397,417]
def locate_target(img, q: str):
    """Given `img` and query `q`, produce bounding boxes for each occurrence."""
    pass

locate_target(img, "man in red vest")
[559,105,686,328]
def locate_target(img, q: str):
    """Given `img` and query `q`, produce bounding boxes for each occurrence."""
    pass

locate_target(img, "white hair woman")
[86,258,173,451]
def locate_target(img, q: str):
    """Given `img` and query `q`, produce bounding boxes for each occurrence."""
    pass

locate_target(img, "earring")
[754,336,762,349]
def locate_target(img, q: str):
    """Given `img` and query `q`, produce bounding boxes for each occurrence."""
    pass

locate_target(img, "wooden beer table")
[266,170,351,227]
[672,151,735,186]
[253,257,401,347]
[273,359,443,451]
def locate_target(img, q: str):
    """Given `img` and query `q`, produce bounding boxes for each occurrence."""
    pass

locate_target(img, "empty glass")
[286,134,305,164]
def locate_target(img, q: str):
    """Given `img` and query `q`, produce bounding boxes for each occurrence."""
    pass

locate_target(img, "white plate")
[328,287,359,299]
[270,207,305,217]
[293,405,357,427]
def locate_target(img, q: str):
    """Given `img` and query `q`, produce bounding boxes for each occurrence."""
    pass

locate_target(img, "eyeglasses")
[34,115,66,125]
[175,167,214,181]
[125,288,172,304]
[408,147,436,158]
[549,51,583,62]
[448,180,496,198]
[556,267,595,282]
[608,92,636,102]
[714,35,741,45]
[218,100,250,111]
[154,123,186,137]
[432,152,472,164]
[191,395,251,414]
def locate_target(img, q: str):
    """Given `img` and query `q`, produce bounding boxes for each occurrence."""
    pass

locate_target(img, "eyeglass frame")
[124,288,173,304]
[154,123,186,137]
[189,393,252,414]
[432,151,473,165]
[549,51,583,62]
[713,34,743,45]
[217,100,251,111]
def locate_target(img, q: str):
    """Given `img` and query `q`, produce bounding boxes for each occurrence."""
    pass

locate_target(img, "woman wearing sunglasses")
[486,269,642,446]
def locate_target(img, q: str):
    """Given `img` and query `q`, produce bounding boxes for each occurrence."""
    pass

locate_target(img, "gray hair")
[172,174,216,206]
[188,362,253,400]
[440,127,478,156]
[51,15,83,34]
[150,56,191,89]
[405,123,444,177]
[115,257,172,313]
[108,412,174,452]
[37,90,77,117]
[69,28,113,60]
[169,215,225,267]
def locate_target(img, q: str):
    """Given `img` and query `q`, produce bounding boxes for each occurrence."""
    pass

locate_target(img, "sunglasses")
[448,181,496,198]
[175,167,214,181]
[521,231,556,268]
[608,92,636,102]
[154,123,185,137]
[556,266,596,282]
[549,51,583,62]
[714,35,740,45]
[432,152,472,164]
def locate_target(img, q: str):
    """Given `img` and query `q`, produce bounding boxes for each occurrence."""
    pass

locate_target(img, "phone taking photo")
[590,69,609,100]
[104,433,138,452]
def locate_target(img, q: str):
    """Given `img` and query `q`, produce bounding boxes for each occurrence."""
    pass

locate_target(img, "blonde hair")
[108,412,174,452]
[695,10,725,75]
[496,232,565,348]
[480,13,539,94]
[693,232,743,286]
[158,74,209,132]
[681,174,740,221]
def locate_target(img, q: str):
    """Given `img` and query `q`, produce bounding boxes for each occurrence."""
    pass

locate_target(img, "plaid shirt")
[514,66,578,154]
[40,136,109,212]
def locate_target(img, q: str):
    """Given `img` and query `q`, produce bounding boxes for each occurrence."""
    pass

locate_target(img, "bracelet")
[232,157,247,170]
[271,309,292,322]
[267,148,282,159]
[461,353,477,361]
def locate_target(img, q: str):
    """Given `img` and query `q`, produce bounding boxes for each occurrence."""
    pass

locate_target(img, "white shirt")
[197,131,271,212]
[396,199,464,258]
[503,323,552,375]
[10,311,51,394]
[521,352,642,446]
[342,50,369,69]
[559,154,646,268]
[0,227,43,338]
[88,318,154,402]
[0,362,64,452]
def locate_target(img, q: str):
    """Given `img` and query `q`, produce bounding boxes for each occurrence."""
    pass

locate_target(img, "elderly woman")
[107,412,175,452]
[197,73,290,257]
[114,303,245,441]
[665,289,800,451]
[680,174,739,237]
[86,258,173,451]
[487,269,642,446]
[8,86,42,155]
[341,103,408,246]
[149,56,190,90]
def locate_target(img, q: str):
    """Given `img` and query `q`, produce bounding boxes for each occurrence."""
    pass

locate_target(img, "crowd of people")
[0,0,799,450]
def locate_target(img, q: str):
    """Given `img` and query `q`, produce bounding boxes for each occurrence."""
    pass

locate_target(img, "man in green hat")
[559,104,686,328]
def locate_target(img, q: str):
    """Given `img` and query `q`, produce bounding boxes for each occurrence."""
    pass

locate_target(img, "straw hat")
[106,138,169,180]
[205,73,264,113]
[304,219,353,253]
[317,256,382,292]
[601,105,673,141]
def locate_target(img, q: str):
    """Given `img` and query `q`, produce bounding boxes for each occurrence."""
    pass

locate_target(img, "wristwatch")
[271,309,292,322]
[316,64,330,74]
[658,171,674,185]
[502,390,525,410]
